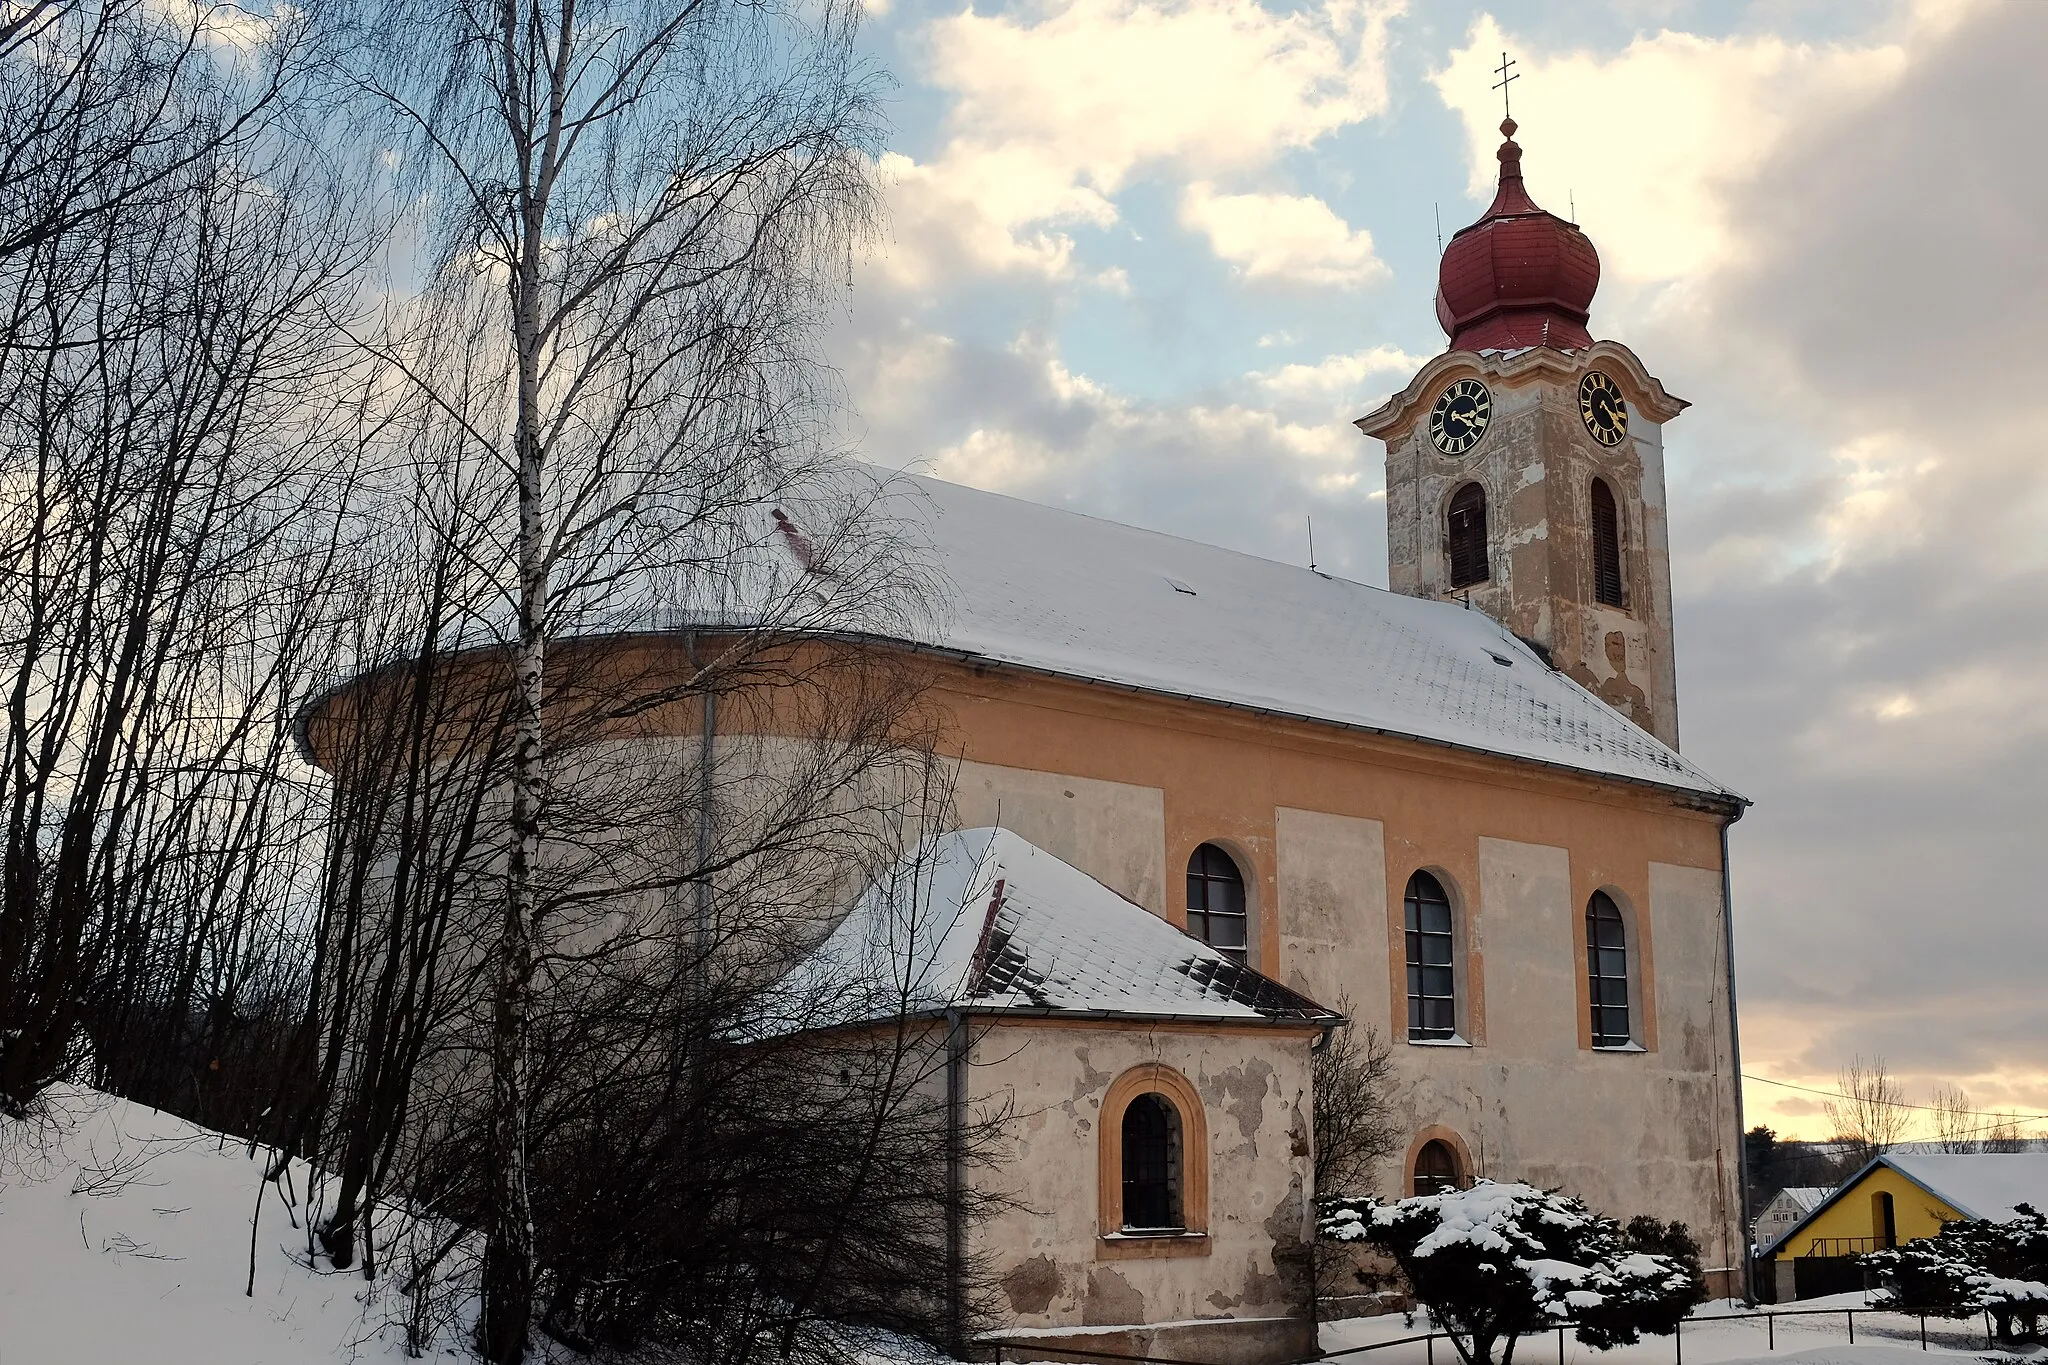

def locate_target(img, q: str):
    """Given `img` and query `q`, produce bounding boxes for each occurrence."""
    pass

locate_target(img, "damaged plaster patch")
[1072,1047,1112,1104]
[1084,1267,1146,1326]
[1004,1254,1063,1315]
[1210,1057,1275,1143]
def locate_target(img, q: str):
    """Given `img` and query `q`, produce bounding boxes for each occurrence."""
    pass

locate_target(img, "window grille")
[1404,872,1456,1040]
[1586,891,1631,1047]
[1186,843,1248,963]
[1121,1093,1184,1230]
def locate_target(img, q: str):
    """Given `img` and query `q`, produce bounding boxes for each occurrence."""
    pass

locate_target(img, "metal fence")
[986,1303,2021,1365]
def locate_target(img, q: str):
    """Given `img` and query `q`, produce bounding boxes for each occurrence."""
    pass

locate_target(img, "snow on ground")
[0,1087,466,1363]
[1321,1296,2037,1365]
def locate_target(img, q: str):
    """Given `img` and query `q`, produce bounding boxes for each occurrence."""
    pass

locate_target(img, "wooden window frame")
[1404,1126,1473,1197]
[1098,1064,1210,1259]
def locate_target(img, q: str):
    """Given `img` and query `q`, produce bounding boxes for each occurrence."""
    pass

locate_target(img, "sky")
[821,0,2048,1141]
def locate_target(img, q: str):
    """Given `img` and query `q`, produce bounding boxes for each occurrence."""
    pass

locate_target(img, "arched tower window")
[1591,478,1625,607]
[1413,1139,1463,1195]
[1447,483,1489,589]
[1404,871,1457,1041]
[1586,891,1631,1048]
[1120,1093,1184,1231]
[1186,843,1247,963]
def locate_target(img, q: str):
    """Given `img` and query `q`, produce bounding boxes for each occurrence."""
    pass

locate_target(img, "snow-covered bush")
[1319,1181,1702,1365]
[1864,1203,2048,1341]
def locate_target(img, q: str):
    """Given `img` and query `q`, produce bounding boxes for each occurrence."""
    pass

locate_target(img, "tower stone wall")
[1363,344,1687,749]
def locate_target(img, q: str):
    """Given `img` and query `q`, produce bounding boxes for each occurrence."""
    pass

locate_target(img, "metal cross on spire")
[1492,50,1519,121]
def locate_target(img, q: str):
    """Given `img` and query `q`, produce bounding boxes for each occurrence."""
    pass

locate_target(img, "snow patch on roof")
[1882,1153,2048,1221]
[892,476,1737,800]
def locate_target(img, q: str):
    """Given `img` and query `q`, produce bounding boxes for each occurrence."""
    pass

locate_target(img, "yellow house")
[1771,1152,2048,1302]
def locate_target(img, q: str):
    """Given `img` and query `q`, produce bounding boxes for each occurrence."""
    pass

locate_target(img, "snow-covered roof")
[1774,1153,2048,1250]
[890,476,1737,802]
[1880,1153,2048,1221]
[1773,1187,1832,1212]
[762,827,1341,1034]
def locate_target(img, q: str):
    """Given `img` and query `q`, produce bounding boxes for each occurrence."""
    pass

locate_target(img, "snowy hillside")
[0,1088,466,1363]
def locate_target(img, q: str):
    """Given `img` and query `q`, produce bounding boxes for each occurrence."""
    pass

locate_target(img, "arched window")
[1121,1093,1184,1231]
[1186,843,1247,963]
[1413,1139,1463,1195]
[1591,478,1625,607]
[1586,891,1631,1048]
[1404,871,1457,1041]
[1099,1064,1209,1252]
[1447,483,1489,589]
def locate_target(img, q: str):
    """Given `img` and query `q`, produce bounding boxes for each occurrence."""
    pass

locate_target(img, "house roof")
[1778,1186,1832,1211]
[760,827,1342,1035]
[1774,1152,2048,1250]
[1880,1153,2048,1221]
[891,475,1739,804]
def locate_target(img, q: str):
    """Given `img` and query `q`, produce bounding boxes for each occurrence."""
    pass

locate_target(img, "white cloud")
[1178,183,1388,287]
[1433,16,1910,285]
[869,0,1402,291]
[1253,343,1425,407]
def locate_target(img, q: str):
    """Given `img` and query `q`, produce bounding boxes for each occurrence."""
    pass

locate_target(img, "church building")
[303,116,1750,1365]
[821,114,1751,1357]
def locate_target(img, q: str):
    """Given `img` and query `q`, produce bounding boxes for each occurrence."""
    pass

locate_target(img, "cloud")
[1563,0,2048,1137]
[867,0,1402,291]
[1433,16,1911,286]
[836,315,1392,578]
[1179,183,1389,287]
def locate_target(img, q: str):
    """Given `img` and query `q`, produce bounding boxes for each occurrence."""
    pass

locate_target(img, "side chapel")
[842,115,1749,1360]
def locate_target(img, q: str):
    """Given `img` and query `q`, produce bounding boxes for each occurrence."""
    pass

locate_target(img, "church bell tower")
[1358,118,1689,749]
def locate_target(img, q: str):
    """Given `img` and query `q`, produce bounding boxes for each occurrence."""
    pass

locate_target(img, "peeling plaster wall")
[969,1022,1316,1331]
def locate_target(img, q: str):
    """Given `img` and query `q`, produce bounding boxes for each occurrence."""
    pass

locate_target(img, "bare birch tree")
[1825,1056,1909,1169]
[331,0,906,1347]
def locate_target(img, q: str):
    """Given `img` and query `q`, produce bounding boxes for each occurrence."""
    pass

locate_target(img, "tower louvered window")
[1591,478,1625,607]
[1446,483,1488,589]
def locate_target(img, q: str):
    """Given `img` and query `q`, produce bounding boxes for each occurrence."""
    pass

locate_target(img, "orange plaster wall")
[931,661,1725,1026]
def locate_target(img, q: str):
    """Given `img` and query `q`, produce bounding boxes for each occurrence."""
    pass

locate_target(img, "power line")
[1742,1072,2048,1124]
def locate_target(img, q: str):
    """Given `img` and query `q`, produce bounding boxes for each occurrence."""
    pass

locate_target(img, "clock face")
[1578,371,1628,447]
[1428,378,1492,456]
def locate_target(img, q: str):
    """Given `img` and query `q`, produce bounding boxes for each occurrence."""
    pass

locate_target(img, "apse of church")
[1359,117,1688,749]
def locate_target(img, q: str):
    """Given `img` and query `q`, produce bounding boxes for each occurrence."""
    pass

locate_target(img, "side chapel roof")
[759,827,1342,1035]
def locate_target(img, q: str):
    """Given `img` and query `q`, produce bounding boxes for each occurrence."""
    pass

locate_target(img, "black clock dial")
[1428,378,1492,456]
[1578,371,1628,447]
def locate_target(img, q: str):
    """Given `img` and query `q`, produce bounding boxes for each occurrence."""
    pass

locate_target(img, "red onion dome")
[1434,119,1600,352]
